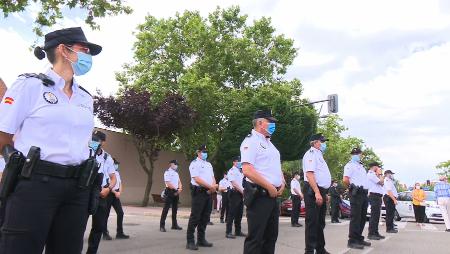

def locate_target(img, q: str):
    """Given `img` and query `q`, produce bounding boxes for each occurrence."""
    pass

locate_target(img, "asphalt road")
[82,207,449,254]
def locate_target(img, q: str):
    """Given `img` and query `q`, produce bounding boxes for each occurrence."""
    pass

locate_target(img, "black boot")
[186,242,198,250]
[102,232,113,241]
[116,232,130,239]
[197,239,213,247]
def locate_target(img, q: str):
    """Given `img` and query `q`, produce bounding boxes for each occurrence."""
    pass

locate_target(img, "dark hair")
[34,44,73,64]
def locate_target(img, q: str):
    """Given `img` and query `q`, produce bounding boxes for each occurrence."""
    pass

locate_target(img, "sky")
[1,0,449,185]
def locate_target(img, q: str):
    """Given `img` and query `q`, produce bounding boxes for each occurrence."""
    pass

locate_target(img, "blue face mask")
[351,155,361,162]
[320,142,327,152]
[267,122,276,135]
[66,47,93,76]
[237,162,242,169]
[201,152,208,160]
[88,140,100,152]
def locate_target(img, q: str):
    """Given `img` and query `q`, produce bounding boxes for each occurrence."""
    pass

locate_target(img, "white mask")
[415,185,420,189]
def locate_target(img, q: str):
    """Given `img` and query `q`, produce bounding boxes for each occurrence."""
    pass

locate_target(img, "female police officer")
[0,27,101,254]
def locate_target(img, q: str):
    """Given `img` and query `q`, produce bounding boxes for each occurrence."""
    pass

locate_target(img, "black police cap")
[253,110,277,122]
[197,144,207,152]
[169,159,178,165]
[350,147,362,155]
[232,156,241,162]
[368,162,381,168]
[384,170,395,175]
[92,130,106,142]
[41,27,102,56]
[309,133,328,142]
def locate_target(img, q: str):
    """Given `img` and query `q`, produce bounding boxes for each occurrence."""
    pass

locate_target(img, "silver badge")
[43,92,58,104]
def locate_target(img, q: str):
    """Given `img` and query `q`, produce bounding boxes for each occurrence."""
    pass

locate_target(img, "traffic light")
[328,94,338,113]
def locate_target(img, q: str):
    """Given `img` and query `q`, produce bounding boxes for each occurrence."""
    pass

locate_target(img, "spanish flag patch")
[4,97,14,105]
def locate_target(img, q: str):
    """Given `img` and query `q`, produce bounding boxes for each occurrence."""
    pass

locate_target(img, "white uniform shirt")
[164,168,180,189]
[96,150,115,187]
[189,158,215,186]
[0,69,94,165]
[113,170,122,190]
[219,177,232,191]
[0,157,5,173]
[240,129,283,187]
[291,178,301,195]
[367,170,384,194]
[343,161,369,189]
[227,166,244,190]
[383,177,398,198]
[302,147,331,189]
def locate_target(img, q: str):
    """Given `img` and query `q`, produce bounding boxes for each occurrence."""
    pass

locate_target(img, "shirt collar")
[252,129,269,141]
[45,68,80,93]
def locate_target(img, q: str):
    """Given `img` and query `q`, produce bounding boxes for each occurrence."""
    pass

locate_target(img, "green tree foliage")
[317,115,382,181]
[118,6,311,173]
[436,160,450,181]
[0,0,132,36]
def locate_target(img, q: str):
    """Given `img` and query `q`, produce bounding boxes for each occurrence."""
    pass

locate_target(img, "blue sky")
[1,0,449,185]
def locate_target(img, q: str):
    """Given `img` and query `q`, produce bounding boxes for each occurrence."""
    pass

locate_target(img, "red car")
[280,197,306,216]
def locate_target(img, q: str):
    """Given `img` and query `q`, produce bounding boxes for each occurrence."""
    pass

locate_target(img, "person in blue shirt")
[434,175,450,232]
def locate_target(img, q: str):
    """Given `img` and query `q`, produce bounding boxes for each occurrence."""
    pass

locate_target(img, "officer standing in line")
[241,110,285,254]
[103,158,130,240]
[383,170,398,233]
[302,133,331,254]
[225,156,246,239]
[329,180,341,223]
[218,173,231,223]
[186,145,217,251]
[291,173,303,227]
[343,148,371,250]
[367,162,386,240]
[0,27,102,253]
[160,159,183,232]
[86,131,117,254]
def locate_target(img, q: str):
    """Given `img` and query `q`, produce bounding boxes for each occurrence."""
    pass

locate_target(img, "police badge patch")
[43,92,58,104]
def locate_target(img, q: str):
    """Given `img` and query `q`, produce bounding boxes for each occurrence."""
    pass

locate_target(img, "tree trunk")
[141,158,155,207]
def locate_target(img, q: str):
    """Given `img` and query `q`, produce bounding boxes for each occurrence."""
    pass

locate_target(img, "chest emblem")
[43,92,58,104]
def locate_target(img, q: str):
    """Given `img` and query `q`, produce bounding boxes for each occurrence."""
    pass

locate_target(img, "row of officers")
[0,26,399,254]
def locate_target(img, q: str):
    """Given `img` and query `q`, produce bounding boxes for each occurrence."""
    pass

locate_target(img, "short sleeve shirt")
[302,147,331,189]
[240,129,283,187]
[367,170,384,194]
[164,168,180,189]
[0,69,94,165]
[291,178,301,195]
[113,170,122,190]
[96,151,115,187]
[227,166,244,190]
[383,178,398,198]
[343,161,369,189]
[189,158,214,186]
[219,178,232,191]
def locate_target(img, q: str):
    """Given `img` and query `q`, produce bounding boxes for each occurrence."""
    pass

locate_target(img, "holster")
[243,181,258,207]
[78,157,100,189]
[190,184,208,196]
[88,172,103,215]
[0,146,25,202]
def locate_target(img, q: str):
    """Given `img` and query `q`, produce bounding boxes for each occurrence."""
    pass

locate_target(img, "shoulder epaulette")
[246,133,252,138]
[19,73,55,87]
[78,85,92,97]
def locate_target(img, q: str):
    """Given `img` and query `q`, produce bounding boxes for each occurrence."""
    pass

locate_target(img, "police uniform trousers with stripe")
[348,191,368,243]
[243,191,279,254]
[87,193,113,254]
[226,190,243,234]
[104,192,126,235]
[186,189,212,243]
[0,173,90,254]
[303,182,328,254]
[160,189,179,228]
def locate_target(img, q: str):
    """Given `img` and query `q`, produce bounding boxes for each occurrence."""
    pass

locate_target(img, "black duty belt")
[246,181,279,197]
[369,192,383,197]
[34,159,84,178]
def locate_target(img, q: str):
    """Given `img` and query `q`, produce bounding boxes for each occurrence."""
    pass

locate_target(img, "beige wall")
[97,128,193,206]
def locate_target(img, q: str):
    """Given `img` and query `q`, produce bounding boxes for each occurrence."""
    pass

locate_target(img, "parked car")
[280,197,306,217]
[338,199,351,218]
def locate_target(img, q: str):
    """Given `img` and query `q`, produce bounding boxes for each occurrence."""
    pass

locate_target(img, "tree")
[117,6,298,166]
[317,115,382,181]
[436,160,450,181]
[94,88,196,206]
[0,0,132,36]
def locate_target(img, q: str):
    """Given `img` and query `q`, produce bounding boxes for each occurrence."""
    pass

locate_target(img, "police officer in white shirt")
[218,173,231,223]
[160,159,183,232]
[0,27,102,253]
[103,158,130,240]
[87,131,117,254]
[241,110,285,254]
[303,133,331,254]
[291,173,303,227]
[186,145,217,250]
[383,170,398,233]
[367,162,385,240]
[343,148,370,249]
[225,156,246,239]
